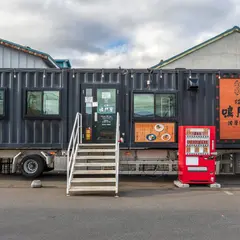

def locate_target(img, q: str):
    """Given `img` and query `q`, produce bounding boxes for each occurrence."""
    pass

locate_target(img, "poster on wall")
[134,122,175,143]
[219,78,240,139]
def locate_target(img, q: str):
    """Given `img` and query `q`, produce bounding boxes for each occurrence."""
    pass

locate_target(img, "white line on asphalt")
[224,191,234,195]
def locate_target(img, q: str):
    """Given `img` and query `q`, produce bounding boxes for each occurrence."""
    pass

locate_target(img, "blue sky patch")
[105,39,128,49]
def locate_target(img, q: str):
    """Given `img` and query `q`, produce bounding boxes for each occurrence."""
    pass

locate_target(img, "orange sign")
[219,78,240,139]
[135,122,175,143]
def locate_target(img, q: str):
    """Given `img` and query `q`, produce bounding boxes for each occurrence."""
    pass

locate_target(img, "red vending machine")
[178,126,217,185]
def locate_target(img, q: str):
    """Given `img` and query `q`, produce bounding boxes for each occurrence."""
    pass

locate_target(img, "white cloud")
[0,0,238,68]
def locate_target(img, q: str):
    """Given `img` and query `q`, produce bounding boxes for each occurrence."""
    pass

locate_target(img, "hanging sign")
[219,78,240,139]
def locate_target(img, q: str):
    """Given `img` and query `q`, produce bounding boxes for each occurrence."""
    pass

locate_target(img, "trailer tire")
[20,155,45,179]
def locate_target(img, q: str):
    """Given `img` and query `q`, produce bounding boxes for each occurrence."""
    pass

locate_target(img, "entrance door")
[81,84,119,143]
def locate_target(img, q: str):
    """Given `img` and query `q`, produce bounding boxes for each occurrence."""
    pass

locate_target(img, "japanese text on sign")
[219,79,240,139]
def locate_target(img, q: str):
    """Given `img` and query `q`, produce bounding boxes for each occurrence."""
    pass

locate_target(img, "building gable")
[0,38,59,68]
[152,26,240,69]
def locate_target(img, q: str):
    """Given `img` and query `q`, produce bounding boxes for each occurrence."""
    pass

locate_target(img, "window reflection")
[26,90,60,117]
[133,93,176,118]
[156,94,176,117]
[134,94,154,117]
[43,91,60,115]
[27,91,42,116]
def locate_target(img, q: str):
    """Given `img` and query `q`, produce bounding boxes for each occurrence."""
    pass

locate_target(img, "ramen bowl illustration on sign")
[154,124,164,132]
[161,133,171,141]
[146,134,156,141]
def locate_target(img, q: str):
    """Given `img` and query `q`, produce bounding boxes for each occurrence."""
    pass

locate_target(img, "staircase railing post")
[66,112,81,196]
[115,112,120,196]
[77,113,80,145]
[67,151,69,195]
[80,114,82,144]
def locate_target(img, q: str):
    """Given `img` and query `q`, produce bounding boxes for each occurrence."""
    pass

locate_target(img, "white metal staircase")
[66,112,120,196]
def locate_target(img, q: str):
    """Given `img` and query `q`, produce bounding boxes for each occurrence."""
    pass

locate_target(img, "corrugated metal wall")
[67,69,121,142]
[1,68,240,149]
[159,32,240,70]
[67,69,179,149]
[0,69,67,149]
[181,69,240,149]
[181,70,217,126]
[0,45,49,68]
[122,69,178,148]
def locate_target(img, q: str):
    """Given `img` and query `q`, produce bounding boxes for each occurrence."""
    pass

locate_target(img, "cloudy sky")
[1,0,239,68]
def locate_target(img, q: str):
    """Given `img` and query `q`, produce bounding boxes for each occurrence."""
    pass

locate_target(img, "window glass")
[0,90,4,115]
[155,94,176,117]
[86,88,92,114]
[134,94,154,117]
[96,89,116,141]
[86,88,92,96]
[43,91,60,115]
[27,91,42,116]
[26,90,60,117]
[97,89,116,114]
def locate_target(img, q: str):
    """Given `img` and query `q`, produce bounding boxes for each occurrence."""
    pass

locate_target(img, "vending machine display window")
[185,128,210,155]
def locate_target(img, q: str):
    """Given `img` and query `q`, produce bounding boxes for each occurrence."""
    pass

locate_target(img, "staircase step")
[76,156,115,160]
[75,163,116,167]
[69,186,116,192]
[73,170,116,175]
[71,178,116,183]
[78,149,116,153]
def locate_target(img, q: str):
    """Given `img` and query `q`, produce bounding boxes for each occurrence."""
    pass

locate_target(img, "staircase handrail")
[66,112,82,195]
[115,112,120,194]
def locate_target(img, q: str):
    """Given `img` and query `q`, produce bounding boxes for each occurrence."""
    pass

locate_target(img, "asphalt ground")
[1,172,240,190]
[1,178,240,240]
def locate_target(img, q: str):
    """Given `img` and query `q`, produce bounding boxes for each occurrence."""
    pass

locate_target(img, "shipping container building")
[0,68,239,178]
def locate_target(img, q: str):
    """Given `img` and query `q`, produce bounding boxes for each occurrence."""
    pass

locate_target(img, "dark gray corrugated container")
[1,68,240,150]
[67,68,240,149]
[122,69,178,149]
[67,69,118,137]
[181,69,240,149]
[67,69,179,149]
[0,69,68,149]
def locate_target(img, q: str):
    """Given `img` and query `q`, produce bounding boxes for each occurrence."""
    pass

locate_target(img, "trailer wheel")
[20,155,45,178]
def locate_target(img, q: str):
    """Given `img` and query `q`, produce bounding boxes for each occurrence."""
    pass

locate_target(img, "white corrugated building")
[0,38,71,69]
[152,26,240,69]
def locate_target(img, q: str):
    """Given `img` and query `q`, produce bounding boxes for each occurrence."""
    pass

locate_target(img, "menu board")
[135,122,175,143]
[185,128,210,155]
